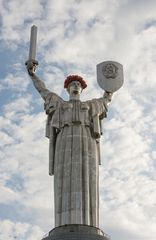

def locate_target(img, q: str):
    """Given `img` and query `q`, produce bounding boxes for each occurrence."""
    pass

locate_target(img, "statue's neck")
[69,94,80,101]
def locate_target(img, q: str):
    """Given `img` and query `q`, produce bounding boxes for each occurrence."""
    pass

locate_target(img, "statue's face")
[68,81,82,95]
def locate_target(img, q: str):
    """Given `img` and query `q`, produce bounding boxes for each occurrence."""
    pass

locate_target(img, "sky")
[0,0,156,239]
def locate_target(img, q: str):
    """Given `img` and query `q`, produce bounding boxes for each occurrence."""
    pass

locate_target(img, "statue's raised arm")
[26,60,50,101]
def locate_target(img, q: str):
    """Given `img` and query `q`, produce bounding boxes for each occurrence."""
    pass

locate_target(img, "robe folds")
[44,92,107,227]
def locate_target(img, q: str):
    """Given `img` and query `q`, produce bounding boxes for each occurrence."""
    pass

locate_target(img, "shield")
[96,61,124,92]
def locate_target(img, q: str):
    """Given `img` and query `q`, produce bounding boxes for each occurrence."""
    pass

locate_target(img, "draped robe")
[44,92,108,227]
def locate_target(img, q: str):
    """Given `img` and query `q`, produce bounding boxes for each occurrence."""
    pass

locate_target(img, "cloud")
[0,0,44,48]
[1,73,29,92]
[0,220,44,240]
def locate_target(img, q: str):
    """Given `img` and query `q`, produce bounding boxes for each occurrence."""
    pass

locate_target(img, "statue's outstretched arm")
[26,60,50,100]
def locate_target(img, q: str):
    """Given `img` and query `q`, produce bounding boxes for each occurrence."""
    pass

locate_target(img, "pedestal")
[42,224,110,240]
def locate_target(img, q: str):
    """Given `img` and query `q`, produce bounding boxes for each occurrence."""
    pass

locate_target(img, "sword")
[25,25,38,66]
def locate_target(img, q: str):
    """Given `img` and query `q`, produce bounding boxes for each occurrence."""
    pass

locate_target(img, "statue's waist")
[61,121,90,127]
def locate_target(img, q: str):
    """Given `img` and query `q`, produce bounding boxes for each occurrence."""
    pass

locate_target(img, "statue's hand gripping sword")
[25,25,38,74]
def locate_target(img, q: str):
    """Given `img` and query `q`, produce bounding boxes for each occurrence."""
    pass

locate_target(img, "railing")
[41,232,49,239]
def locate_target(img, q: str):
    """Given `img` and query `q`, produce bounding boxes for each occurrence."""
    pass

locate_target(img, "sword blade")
[29,25,37,60]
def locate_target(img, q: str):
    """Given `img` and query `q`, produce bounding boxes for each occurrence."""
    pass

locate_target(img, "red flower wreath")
[64,75,87,89]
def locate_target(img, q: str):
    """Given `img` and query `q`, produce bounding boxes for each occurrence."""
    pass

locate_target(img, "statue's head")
[64,75,87,96]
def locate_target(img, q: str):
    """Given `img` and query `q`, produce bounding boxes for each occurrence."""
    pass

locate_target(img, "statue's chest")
[60,101,90,123]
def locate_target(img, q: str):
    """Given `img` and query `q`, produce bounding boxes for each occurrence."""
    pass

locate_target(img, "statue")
[26,26,124,239]
[26,60,112,227]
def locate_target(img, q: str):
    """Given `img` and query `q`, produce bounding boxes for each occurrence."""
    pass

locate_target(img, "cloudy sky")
[0,0,156,239]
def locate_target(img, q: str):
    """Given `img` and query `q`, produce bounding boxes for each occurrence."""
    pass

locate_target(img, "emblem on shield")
[97,61,124,92]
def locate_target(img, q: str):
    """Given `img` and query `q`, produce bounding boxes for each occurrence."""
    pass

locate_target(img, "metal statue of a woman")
[26,26,123,235]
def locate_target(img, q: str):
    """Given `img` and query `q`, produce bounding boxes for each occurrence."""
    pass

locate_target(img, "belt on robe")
[62,121,90,127]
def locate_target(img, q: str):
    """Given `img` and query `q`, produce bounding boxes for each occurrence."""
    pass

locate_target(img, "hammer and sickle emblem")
[102,63,118,79]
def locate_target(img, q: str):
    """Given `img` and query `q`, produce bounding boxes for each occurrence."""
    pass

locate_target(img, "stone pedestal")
[42,224,110,240]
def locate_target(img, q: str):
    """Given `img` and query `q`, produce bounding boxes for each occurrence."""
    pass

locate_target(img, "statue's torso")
[58,100,91,127]
[45,93,107,139]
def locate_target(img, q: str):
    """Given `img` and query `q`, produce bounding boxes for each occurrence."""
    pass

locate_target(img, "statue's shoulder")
[83,97,103,105]
[81,99,99,109]
[84,97,107,118]
[45,92,64,103]
[44,92,64,114]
